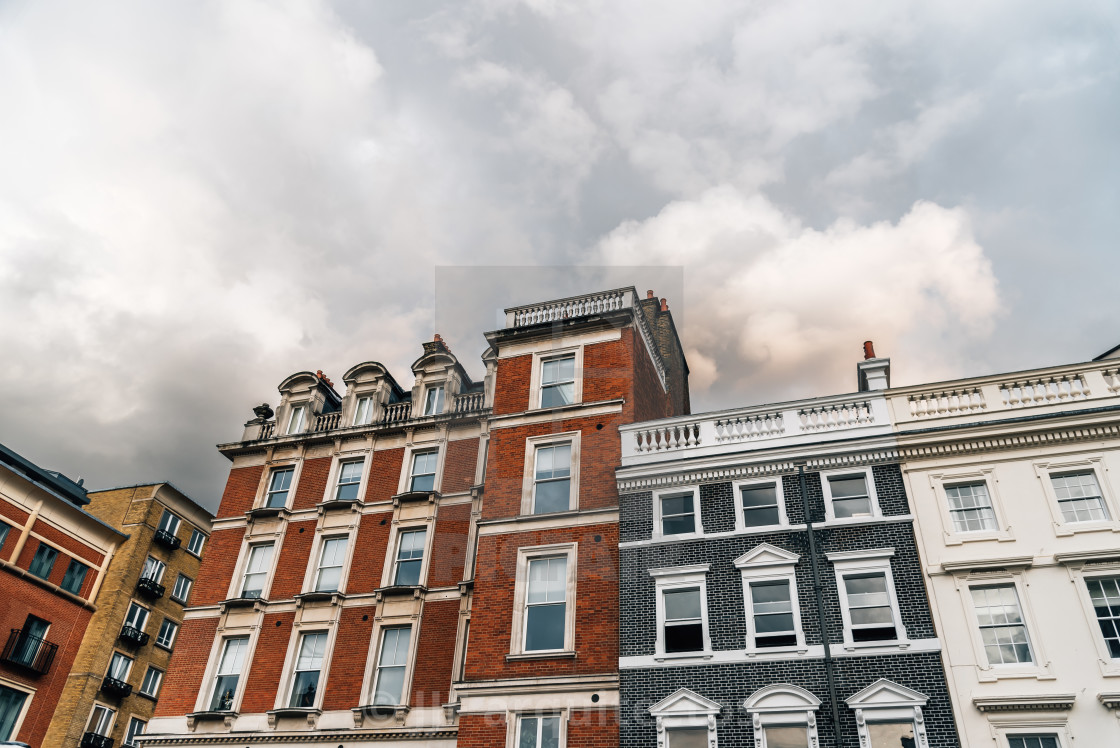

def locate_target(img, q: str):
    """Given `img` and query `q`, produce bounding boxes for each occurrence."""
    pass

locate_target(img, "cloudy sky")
[1,1,1116,510]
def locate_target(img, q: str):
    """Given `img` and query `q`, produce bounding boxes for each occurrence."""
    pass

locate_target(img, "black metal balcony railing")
[153,528,181,550]
[1,628,58,675]
[118,625,149,647]
[136,576,165,599]
[80,732,114,748]
[101,675,133,698]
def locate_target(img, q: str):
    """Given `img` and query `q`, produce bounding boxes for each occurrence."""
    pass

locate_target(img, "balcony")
[80,733,114,748]
[1,628,58,675]
[118,625,149,647]
[153,528,181,550]
[100,675,133,698]
[136,576,165,599]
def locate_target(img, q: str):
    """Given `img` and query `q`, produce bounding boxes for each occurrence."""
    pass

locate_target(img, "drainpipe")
[799,464,843,744]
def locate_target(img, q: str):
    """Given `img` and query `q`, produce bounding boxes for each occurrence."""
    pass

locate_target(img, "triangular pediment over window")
[744,684,821,713]
[734,543,800,569]
[649,688,722,717]
[846,679,928,709]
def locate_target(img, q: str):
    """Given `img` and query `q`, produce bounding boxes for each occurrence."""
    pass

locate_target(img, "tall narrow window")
[945,482,998,532]
[533,443,572,514]
[540,355,575,407]
[409,451,438,492]
[843,573,896,642]
[157,510,181,536]
[286,405,307,435]
[1007,737,1060,748]
[660,492,696,535]
[141,556,166,583]
[1088,577,1120,658]
[741,483,781,528]
[525,557,567,651]
[124,717,146,747]
[0,521,10,551]
[519,715,561,748]
[827,474,873,518]
[28,543,57,580]
[334,460,364,501]
[1051,471,1109,523]
[749,580,797,647]
[423,386,445,416]
[289,632,327,707]
[663,588,704,653]
[86,704,115,737]
[209,637,249,711]
[393,529,426,586]
[155,619,179,650]
[107,652,132,682]
[372,626,411,705]
[171,574,192,604]
[13,616,49,668]
[139,665,163,698]
[266,468,294,508]
[125,602,149,632]
[0,685,28,741]
[314,537,349,592]
[971,585,1033,664]
[187,528,206,556]
[61,559,89,596]
[353,396,374,426]
[241,543,274,598]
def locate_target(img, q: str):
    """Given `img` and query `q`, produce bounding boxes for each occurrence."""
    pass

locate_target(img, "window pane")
[126,603,148,629]
[535,445,572,479]
[29,543,57,579]
[743,505,780,527]
[108,652,131,679]
[534,478,571,514]
[542,356,575,385]
[971,585,1033,664]
[124,717,145,746]
[354,396,373,425]
[394,530,426,585]
[1089,577,1120,658]
[661,493,693,516]
[867,722,915,747]
[287,406,305,434]
[424,387,445,415]
[89,704,114,735]
[0,685,27,741]
[752,580,795,635]
[158,510,180,534]
[742,485,781,526]
[141,666,163,696]
[662,513,696,535]
[527,558,567,603]
[373,627,411,705]
[335,461,364,501]
[410,452,438,491]
[829,475,868,498]
[1008,737,1060,748]
[156,619,178,648]
[187,529,206,555]
[61,560,89,595]
[666,727,709,748]
[945,482,998,532]
[0,521,10,551]
[664,622,704,652]
[172,575,192,602]
[525,603,566,650]
[664,589,702,621]
[764,726,810,748]
[833,496,873,518]
[267,468,294,507]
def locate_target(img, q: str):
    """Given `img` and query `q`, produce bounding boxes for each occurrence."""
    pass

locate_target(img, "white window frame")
[171,573,193,604]
[0,677,34,742]
[1033,456,1120,535]
[735,544,806,655]
[141,556,167,584]
[330,456,367,503]
[845,679,929,748]
[186,528,206,556]
[370,624,414,707]
[828,548,907,650]
[123,716,146,747]
[106,650,134,681]
[509,543,578,657]
[1063,560,1120,676]
[157,510,181,537]
[263,465,297,509]
[529,346,584,411]
[422,384,446,416]
[991,719,1071,748]
[200,633,256,713]
[521,432,581,516]
[155,618,179,650]
[235,541,277,600]
[733,477,789,533]
[927,467,1013,544]
[509,711,569,748]
[283,629,331,710]
[652,486,702,540]
[285,403,308,435]
[959,572,1051,680]
[124,600,151,632]
[650,564,712,661]
[353,395,375,426]
[311,534,352,593]
[139,665,164,698]
[389,524,430,588]
[820,467,881,523]
[743,684,821,748]
[85,701,117,737]
[399,444,444,495]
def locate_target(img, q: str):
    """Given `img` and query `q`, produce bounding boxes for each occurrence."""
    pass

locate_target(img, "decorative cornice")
[972,694,1076,712]
[1099,692,1120,710]
[139,729,458,744]
[899,423,1120,461]
[940,555,1034,573]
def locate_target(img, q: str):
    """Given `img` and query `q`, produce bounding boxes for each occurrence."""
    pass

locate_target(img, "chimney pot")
[660,298,668,312]
[646,290,655,299]
[434,333,442,342]
[863,341,876,360]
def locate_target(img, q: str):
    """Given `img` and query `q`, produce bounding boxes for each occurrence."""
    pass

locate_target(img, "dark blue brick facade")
[620,463,959,748]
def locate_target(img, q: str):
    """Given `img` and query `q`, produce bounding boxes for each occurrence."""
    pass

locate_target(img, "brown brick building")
[140,287,688,748]
[0,443,127,747]
[43,483,212,748]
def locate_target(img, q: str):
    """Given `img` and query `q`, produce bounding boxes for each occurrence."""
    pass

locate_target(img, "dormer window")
[423,386,445,416]
[540,355,575,408]
[353,396,374,426]
[286,405,307,435]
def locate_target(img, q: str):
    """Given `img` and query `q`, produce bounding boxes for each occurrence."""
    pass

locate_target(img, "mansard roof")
[342,361,406,398]
[845,678,928,708]
[649,688,722,716]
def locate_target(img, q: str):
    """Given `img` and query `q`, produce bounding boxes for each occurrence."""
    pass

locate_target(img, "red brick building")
[142,287,688,747]
[0,443,127,747]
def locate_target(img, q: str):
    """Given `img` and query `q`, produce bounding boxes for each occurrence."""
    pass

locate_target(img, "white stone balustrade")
[632,421,702,453]
[999,374,1090,407]
[380,402,413,424]
[908,388,986,418]
[1102,368,1120,395]
[714,412,784,442]
[798,401,873,432]
[508,289,628,327]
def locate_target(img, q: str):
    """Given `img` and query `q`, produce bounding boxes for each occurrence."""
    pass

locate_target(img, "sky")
[0,0,1117,511]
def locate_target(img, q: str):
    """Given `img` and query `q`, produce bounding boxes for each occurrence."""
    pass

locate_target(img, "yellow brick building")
[44,483,212,748]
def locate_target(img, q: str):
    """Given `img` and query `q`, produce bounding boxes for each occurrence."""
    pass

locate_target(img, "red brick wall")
[0,499,30,527]
[493,355,531,415]
[428,503,470,588]
[365,447,405,503]
[410,598,459,707]
[458,713,507,748]
[322,605,375,710]
[481,415,622,521]
[630,327,676,422]
[463,523,618,681]
[217,465,264,518]
[292,457,331,510]
[26,522,105,567]
[192,527,243,605]
[347,512,392,594]
[154,616,219,716]
[0,575,93,746]
[568,709,620,747]
[240,611,295,713]
[442,437,479,493]
[582,337,630,404]
[270,521,316,598]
